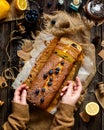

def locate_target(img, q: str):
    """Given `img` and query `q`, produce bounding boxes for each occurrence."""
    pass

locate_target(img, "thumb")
[21,89,27,104]
[65,82,73,95]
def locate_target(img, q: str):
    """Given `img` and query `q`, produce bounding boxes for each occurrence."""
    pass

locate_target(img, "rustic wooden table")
[0,0,104,130]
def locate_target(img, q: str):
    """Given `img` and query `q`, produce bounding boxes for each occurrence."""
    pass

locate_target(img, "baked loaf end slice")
[27,38,82,109]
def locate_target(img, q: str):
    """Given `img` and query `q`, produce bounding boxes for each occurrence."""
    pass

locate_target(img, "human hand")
[13,84,28,105]
[60,76,82,106]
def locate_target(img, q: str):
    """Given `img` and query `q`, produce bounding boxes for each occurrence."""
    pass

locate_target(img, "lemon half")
[15,0,27,11]
[85,102,99,116]
[0,0,10,20]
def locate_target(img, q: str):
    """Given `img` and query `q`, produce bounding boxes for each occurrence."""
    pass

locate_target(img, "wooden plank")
[101,24,104,85]
[73,16,103,130]
[101,24,104,130]
[0,21,17,129]
[87,23,103,130]
[0,22,10,129]
[102,109,104,130]
[87,93,102,130]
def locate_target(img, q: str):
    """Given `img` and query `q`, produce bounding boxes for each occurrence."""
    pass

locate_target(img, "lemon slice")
[15,0,27,11]
[85,102,99,116]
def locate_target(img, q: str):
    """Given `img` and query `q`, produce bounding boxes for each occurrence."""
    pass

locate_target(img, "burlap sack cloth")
[12,11,96,129]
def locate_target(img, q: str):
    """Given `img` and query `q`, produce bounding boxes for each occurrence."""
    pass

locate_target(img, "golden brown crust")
[27,54,73,109]
[26,37,82,109]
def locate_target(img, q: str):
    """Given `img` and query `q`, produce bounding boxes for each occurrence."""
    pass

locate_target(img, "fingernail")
[23,89,26,92]
[60,93,63,96]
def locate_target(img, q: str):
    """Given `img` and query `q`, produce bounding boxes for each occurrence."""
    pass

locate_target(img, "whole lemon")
[0,0,10,20]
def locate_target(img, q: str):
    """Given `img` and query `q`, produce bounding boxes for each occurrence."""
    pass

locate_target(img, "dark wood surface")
[0,0,104,130]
